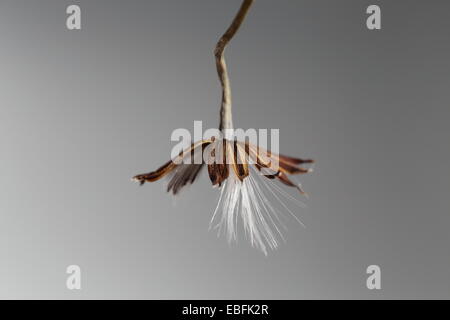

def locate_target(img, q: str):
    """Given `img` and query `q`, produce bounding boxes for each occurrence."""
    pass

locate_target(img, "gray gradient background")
[0,0,449,299]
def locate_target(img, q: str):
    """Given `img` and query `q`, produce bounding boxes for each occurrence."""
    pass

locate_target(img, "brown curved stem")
[215,0,254,132]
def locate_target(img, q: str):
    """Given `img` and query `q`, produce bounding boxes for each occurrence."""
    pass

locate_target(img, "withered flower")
[133,0,314,254]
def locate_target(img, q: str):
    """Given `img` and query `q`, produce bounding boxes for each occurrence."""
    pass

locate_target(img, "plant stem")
[215,0,254,132]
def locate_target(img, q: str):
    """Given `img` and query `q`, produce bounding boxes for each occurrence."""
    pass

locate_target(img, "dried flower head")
[133,138,314,254]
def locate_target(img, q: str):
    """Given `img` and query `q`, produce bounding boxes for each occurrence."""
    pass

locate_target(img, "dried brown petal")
[167,164,204,195]
[278,159,310,175]
[133,140,212,187]
[133,160,176,185]
[278,154,315,165]
[277,172,306,194]
[229,140,249,181]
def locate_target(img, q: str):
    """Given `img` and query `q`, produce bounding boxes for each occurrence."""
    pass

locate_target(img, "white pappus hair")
[210,166,305,255]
